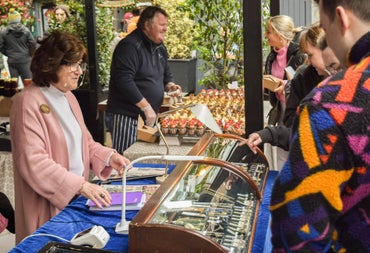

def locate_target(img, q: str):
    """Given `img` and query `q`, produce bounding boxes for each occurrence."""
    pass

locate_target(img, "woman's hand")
[239,133,262,154]
[109,153,130,176]
[79,182,112,209]
[274,79,286,104]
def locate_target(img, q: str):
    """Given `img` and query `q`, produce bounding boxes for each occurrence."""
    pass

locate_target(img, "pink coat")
[10,84,115,243]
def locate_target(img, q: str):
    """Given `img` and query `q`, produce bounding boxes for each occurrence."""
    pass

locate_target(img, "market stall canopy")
[97,0,135,7]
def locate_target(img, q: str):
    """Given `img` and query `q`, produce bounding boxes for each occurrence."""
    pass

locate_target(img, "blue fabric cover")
[10,165,277,253]
[252,170,277,253]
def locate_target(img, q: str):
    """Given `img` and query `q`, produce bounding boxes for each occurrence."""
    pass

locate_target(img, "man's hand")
[141,104,156,127]
[165,82,182,96]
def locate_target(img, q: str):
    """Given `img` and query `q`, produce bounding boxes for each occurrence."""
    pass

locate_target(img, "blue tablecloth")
[10,165,278,253]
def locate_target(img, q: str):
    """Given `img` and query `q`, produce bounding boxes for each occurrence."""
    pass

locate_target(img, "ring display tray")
[158,135,201,146]
[38,242,120,253]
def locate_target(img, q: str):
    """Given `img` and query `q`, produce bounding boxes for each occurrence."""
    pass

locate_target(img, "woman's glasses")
[324,62,342,76]
[61,61,87,72]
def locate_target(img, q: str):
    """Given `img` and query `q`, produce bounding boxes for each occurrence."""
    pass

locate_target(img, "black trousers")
[0,192,15,233]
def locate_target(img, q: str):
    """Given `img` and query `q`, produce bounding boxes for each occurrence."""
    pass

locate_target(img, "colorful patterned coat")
[270,32,370,252]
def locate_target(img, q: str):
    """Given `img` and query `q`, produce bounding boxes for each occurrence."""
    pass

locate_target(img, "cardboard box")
[137,116,158,143]
[0,96,14,117]
[263,75,280,91]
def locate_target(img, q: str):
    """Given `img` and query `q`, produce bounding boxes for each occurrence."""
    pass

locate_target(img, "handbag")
[267,101,280,126]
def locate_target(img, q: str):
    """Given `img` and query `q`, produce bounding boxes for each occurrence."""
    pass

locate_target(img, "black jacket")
[106,29,173,119]
[283,64,324,127]
[264,42,307,108]
[258,64,324,151]
[0,23,36,64]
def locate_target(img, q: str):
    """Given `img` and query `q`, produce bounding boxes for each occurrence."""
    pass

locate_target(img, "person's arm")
[162,45,174,85]
[239,125,291,153]
[284,65,322,128]
[284,75,303,127]
[162,45,182,95]
[136,97,156,126]
[164,81,181,94]
[68,92,131,208]
[26,30,36,56]
[111,41,144,105]
[261,125,291,151]
[270,103,354,251]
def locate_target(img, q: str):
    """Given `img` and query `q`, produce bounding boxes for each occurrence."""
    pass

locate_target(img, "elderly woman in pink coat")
[10,30,130,243]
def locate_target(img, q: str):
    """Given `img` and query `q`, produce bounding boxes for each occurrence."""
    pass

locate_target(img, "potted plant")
[181,0,244,90]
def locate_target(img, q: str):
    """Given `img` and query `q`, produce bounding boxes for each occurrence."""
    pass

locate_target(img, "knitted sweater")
[270,31,370,252]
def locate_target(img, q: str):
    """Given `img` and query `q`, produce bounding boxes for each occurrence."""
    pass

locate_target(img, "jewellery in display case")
[128,133,270,252]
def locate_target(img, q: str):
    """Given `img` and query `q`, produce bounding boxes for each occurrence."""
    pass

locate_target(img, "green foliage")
[0,0,34,27]
[182,0,244,89]
[50,0,115,88]
[154,0,195,59]
[262,1,270,60]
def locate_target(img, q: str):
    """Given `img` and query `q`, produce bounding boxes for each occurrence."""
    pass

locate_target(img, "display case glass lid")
[145,136,269,252]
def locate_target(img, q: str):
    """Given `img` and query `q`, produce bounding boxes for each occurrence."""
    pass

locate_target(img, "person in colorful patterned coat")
[270,0,370,252]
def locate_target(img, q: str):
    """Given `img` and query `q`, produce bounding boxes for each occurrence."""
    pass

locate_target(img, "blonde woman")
[263,15,306,170]
[264,15,306,123]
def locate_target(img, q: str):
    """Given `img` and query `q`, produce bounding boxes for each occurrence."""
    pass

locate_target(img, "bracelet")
[141,105,152,112]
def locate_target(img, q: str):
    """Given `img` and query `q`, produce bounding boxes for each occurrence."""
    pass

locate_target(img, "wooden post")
[243,0,264,136]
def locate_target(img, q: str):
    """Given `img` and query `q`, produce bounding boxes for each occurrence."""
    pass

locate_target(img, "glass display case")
[129,133,270,253]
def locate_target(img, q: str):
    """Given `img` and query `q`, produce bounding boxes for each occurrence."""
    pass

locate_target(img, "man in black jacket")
[106,6,181,154]
[0,8,36,81]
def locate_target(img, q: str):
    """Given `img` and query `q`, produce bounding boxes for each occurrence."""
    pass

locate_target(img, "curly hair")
[137,6,168,31]
[31,31,87,87]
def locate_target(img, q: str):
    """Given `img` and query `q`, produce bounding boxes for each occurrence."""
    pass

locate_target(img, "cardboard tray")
[263,75,280,91]
[0,96,14,117]
[137,116,158,143]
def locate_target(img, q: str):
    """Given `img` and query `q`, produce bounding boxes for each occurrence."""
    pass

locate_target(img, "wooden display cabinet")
[129,133,270,253]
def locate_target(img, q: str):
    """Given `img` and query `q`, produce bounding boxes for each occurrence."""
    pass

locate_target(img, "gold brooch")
[40,104,50,114]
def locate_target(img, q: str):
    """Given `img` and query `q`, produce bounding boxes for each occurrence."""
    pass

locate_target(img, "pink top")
[271,46,288,79]
[0,213,8,233]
